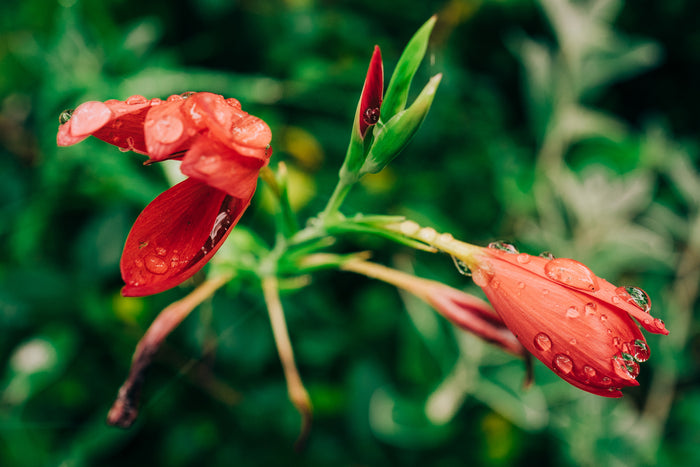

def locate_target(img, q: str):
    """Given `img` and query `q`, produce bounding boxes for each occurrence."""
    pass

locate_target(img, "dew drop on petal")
[600,314,608,322]
[126,95,148,105]
[631,339,650,362]
[155,247,167,256]
[601,376,612,386]
[566,306,580,318]
[71,101,112,136]
[615,286,652,313]
[471,265,493,287]
[59,109,74,124]
[180,91,196,99]
[583,365,596,380]
[553,354,573,374]
[150,97,162,105]
[612,353,639,380]
[569,338,577,345]
[150,115,184,144]
[487,241,518,254]
[653,318,666,332]
[144,255,168,275]
[539,251,555,260]
[544,258,599,291]
[516,253,531,264]
[584,302,596,315]
[194,155,221,175]
[167,94,184,102]
[226,98,241,108]
[613,336,621,348]
[534,333,552,352]
[451,255,471,276]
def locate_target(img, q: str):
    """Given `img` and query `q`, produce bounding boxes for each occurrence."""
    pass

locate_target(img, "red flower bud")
[471,246,667,397]
[358,46,384,138]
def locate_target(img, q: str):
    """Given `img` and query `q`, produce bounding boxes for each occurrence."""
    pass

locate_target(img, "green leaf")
[380,16,436,122]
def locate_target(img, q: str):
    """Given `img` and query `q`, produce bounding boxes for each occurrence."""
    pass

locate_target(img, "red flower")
[470,245,668,397]
[58,92,272,296]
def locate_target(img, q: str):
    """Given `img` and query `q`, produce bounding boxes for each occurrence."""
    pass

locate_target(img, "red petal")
[57,98,157,154]
[182,92,272,150]
[180,135,266,199]
[359,45,384,138]
[144,98,198,160]
[120,178,250,296]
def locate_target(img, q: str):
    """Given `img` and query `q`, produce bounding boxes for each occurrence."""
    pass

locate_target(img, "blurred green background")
[1,0,699,465]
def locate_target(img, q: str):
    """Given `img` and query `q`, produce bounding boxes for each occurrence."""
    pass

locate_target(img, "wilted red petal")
[426,283,525,356]
[358,45,384,138]
[120,178,250,297]
[180,136,267,199]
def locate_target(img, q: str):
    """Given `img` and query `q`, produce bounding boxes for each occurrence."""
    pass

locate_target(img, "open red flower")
[469,244,668,397]
[57,92,272,296]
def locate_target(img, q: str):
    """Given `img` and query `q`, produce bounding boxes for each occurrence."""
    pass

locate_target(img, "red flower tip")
[358,45,384,138]
[471,245,667,397]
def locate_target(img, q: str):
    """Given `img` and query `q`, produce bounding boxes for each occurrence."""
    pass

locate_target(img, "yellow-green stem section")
[339,257,429,299]
[384,220,484,268]
[261,276,312,437]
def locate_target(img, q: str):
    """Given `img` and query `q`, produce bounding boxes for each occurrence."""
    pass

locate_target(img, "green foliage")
[1,0,698,466]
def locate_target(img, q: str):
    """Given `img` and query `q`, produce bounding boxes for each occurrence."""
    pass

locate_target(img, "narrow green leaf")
[381,15,437,122]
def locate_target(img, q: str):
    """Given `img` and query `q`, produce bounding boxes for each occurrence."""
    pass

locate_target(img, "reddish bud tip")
[359,45,384,138]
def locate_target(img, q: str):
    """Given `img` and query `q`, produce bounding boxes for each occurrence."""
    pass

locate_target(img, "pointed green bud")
[361,73,442,175]
[380,15,436,122]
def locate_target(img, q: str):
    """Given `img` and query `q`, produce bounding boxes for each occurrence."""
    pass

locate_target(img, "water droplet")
[583,365,596,380]
[612,353,639,380]
[363,107,380,125]
[180,91,196,99]
[553,354,573,374]
[471,265,493,287]
[584,302,596,315]
[144,255,168,275]
[155,247,167,256]
[451,256,471,276]
[59,109,74,124]
[600,314,608,322]
[516,253,531,264]
[569,338,577,345]
[226,98,241,108]
[151,115,184,144]
[517,282,525,289]
[167,94,184,102]
[566,306,580,318]
[134,258,143,268]
[653,318,666,332]
[170,255,180,268]
[150,97,162,105]
[488,241,518,254]
[126,95,148,105]
[534,333,552,352]
[615,286,651,312]
[601,376,612,386]
[539,251,555,260]
[544,258,599,291]
[195,155,221,175]
[613,336,621,347]
[631,340,650,362]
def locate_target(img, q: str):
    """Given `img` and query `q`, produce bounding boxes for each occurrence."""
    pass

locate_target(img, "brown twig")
[106,272,233,428]
[261,276,312,451]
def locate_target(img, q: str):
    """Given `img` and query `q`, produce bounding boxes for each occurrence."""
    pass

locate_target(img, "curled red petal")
[180,135,267,199]
[144,98,198,161]
[182,92,272,150]
[57,97,157,154]
[359,45,384,138]
[120,178,250,296]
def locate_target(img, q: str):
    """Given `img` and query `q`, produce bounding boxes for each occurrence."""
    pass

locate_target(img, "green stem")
[319,176,354,220]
